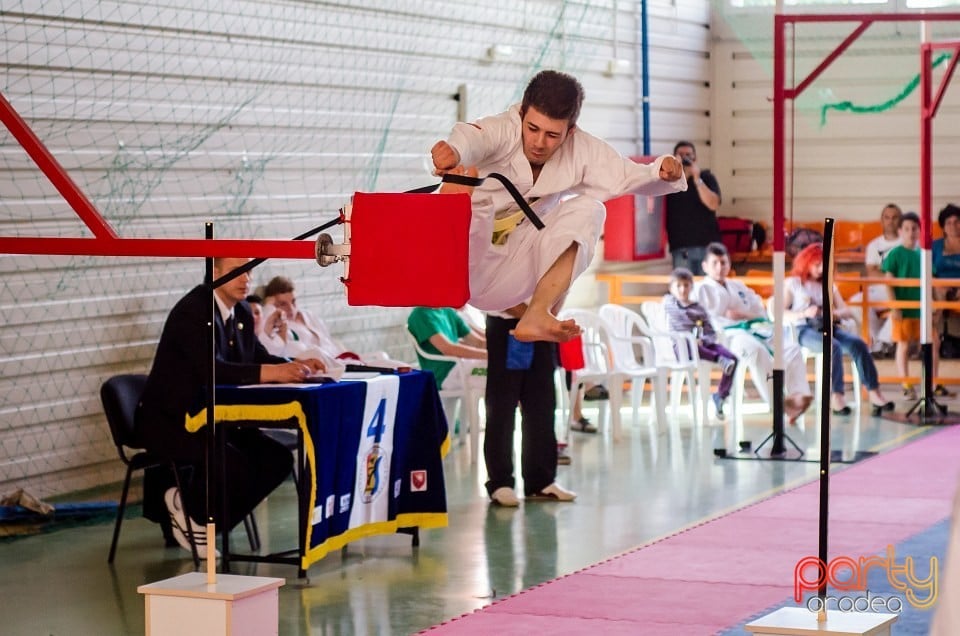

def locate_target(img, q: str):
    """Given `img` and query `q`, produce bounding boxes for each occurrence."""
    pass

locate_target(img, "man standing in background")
[665,140,721,275]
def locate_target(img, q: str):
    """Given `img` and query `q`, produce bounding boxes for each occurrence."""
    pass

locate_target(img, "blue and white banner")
[348,375,399,529]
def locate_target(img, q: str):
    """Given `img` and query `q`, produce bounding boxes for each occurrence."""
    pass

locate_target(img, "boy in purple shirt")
[663,268,738,419]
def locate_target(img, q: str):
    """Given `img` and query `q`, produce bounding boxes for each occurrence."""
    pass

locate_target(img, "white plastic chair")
[597,303,668,432]
[556,308,626,440]
[458,304,486,335]
[639,300,706,427]
[407,327,485,464]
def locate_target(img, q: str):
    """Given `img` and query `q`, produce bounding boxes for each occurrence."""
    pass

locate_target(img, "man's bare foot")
[512,310,581,343]
[438,165,478,195]
[784,393,813,425]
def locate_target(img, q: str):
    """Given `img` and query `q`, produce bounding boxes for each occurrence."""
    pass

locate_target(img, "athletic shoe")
[712,393,726,421]
[903,385,918,400]
[935,385,955,398]
[583,385,609,401]
[570,417,598,433]
[164,487,219,559]
[526,483,576,502]
[489,486,520,507]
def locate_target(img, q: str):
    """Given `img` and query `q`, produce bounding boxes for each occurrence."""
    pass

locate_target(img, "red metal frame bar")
[0,92,117,240]
[926,41,960,121]
[0,237,316,258]
[919,41,960,251]
[773,12,960,253]
[787,21,871,100]
[0,91,320,259]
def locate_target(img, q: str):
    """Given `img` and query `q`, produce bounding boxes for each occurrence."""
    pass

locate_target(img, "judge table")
[186,370,450,578]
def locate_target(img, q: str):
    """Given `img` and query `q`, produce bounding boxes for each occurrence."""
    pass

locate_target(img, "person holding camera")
[665,140,722,275]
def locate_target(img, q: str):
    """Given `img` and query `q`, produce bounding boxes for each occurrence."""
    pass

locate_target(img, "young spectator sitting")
[663,267,738,420]
[849,203,902,355]
[696,242,813,423]
[882,212,953,399]
[785,243,893,415]
[933,204,960,352]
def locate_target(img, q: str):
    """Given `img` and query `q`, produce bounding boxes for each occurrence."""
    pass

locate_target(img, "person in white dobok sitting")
[259,275,408,379]
[695,242,813,424]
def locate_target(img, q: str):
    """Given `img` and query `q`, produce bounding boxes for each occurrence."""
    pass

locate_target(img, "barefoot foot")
[512,311,581,343]
[784,394,813,425]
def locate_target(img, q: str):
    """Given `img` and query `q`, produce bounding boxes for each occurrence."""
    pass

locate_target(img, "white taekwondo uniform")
[696,276,811,401]
[445,104,685,312]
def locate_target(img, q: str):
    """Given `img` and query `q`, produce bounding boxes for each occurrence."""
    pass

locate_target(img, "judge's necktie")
[224,315,238,361]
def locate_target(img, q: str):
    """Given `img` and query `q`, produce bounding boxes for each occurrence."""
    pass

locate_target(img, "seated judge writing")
[260,275,408,377]
[135,258,324,559]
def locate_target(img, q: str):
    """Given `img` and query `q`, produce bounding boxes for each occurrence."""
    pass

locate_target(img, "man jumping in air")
[432,69,685,343]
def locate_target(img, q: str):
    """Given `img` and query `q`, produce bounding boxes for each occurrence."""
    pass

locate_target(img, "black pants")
[140,415,292,532]
[484,315,558,496]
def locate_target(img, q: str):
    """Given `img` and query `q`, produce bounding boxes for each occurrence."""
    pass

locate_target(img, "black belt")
[407,172,545,230]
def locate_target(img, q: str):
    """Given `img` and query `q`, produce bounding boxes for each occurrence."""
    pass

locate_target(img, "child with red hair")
[784,243,893,416]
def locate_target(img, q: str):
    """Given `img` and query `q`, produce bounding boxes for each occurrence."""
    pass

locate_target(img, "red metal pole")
[774,15,786,254]
[0,237,317,259]
[921,43,932,251]
[0,92,118,240]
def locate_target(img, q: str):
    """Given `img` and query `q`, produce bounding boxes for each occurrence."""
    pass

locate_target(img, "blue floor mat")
[0,502,119,539]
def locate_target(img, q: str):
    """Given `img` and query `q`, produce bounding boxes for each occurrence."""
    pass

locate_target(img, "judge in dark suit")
[136,257,324,557]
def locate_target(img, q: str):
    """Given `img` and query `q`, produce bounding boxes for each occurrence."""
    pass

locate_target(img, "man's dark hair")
[706,241,729,258]
[670,267,694,284]
[673,140,696,155]
[263,275,295,299]
[899,211,920,228]
[520,70,584,127]
[246,294,263,305]
[938,203,960,230]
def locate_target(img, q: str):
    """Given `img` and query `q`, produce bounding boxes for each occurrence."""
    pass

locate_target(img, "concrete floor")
[0,392,940,635]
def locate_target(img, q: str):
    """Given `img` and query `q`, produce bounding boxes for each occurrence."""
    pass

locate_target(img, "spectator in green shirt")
[883,211,952,399]
[407,307,487,389]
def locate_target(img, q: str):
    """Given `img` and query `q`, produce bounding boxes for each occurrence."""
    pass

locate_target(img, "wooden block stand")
[746,608,898,636]
[138,572,284,636]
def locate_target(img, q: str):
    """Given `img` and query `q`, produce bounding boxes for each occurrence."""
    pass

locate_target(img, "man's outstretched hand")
[660,155,683,181]
[431,141,461,175]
